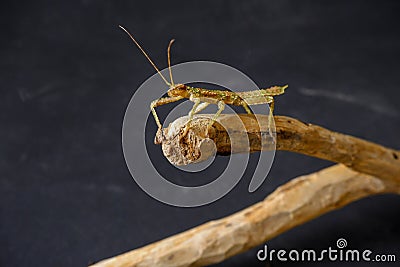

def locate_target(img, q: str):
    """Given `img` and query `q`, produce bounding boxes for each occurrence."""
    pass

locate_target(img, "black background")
[1,1,400,266]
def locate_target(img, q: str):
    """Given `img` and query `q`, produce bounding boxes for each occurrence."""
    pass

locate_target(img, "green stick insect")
[119,25,287,135]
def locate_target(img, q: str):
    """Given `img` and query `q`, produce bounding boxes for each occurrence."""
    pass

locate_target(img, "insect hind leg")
[242,102,253,114]
[267,99,275,141]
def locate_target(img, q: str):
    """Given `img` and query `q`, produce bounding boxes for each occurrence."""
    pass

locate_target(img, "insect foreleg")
[150,96,184,128]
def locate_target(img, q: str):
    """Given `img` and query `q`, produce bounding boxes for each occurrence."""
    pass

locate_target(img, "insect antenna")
[118,25,171,86]
[167,39,175,86]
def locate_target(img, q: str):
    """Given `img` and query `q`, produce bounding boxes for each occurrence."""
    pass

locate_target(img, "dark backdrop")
[1,1,399,266]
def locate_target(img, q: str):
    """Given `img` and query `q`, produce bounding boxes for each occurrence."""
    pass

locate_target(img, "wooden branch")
[155,114,400,188]
[90,165,399,267]
[90,114,400,267]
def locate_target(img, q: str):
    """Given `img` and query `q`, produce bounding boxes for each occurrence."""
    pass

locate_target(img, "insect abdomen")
[261,85,288,96]
[236,85,286,105]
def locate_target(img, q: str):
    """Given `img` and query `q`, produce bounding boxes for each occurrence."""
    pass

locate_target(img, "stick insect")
[119,25,287,136]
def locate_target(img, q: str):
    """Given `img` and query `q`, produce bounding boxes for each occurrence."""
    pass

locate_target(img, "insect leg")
[187,98,201,122]
[207,101,225,129]
[181,98,202,137]
[269,98,275,114]
[242,102,253,114]
[267,98,275,139]
[193,102,210,114]
[150,96,184,128]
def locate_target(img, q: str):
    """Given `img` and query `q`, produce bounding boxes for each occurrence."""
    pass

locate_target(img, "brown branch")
[90,165,399,267]
[155,114,400,188]
[90,114,400,267]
